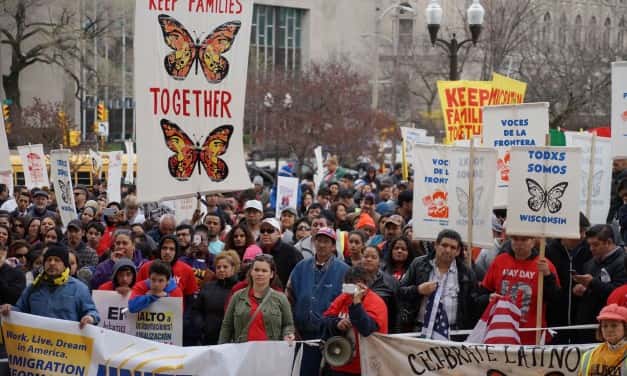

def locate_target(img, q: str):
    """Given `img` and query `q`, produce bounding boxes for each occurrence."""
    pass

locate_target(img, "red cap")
[314,227,337,242]
[597,304,627,322]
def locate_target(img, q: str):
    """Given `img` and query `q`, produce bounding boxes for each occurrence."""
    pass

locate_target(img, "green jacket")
[218,287,294,343]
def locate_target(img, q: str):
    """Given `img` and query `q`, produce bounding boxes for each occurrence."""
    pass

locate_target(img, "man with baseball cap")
[287,227,349,376]
[66,219,99,269]
[27,190,55,219]
[1,243,100,328]
[243,200,263,239]
[258,217,302,287]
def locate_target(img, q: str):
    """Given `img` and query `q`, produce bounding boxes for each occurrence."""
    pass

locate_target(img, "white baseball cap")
[261,217,281,232]
[244,200,263,212]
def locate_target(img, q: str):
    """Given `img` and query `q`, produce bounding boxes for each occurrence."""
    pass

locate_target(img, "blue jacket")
[128,278,179,313]
[14,277,100,324]
[288,257,348,338]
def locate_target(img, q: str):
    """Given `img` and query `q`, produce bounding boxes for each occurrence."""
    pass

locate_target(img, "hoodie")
[97,258,137,290]
[128,278,182,313]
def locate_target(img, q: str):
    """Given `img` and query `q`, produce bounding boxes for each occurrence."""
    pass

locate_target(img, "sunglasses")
[297,226,311,231]
[15,254,27,259]
[260,228,276,235]
[254,254,274,262]
[14,224,24,228]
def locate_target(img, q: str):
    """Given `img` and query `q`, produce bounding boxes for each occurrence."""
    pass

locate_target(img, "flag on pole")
[466,297,521,345]
[421,293,449,341]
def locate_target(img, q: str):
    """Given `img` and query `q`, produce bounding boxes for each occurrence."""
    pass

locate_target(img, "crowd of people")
[0,156,625,375]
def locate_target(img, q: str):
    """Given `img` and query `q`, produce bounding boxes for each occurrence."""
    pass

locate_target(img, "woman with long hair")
[381,236,417,281]
[219,254,294,343]
[331,202,352,231]
[361,245,401,333]
[39,216,58,240]
[0,224,11,248]
[223,224,255,261]
[25,217,41,244]
[346,230,367,266]
[11,216,27,240]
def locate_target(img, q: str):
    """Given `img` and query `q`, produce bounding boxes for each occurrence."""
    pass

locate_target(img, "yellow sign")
[2,321,93,375]
[489,73,527,105]
[437,74,527,143]
[437,80,492,143]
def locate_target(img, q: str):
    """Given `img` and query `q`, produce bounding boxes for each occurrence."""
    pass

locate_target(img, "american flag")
[465,296,521,345]
[421,293,449,341]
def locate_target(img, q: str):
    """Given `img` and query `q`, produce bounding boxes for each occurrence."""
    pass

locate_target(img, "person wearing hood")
[128,260,182,313]
[136,235,197,298]
[97,258,137,296]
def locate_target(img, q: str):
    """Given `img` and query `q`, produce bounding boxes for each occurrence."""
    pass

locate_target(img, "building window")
[603,17,611,50]
[574,15,583,46]
[398,18,415,54]
[619,17,626,50]
[559,14,567,45]
[587,16,597,48]
[250,5,304,74]
[542,12,552,43]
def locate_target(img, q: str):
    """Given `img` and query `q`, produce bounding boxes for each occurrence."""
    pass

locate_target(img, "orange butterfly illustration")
[160,119,233,182]
[158,14,241,83]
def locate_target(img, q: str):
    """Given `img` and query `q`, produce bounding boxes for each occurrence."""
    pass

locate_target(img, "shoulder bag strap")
[239,289,273,342]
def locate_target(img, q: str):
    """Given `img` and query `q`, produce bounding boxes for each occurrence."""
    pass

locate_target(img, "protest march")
[0,0,627,375]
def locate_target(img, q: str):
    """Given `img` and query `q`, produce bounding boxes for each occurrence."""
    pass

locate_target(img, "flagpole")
[466,137,475,268]
[401,137,408,181]
[585,134,596,220]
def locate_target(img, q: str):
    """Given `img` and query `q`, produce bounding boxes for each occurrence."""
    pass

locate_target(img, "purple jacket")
[91,249,145,289]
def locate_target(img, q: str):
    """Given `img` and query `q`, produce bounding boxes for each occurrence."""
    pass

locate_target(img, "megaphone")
[322,335,354,367]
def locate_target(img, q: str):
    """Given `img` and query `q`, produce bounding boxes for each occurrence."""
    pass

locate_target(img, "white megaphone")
[322,335,355,367]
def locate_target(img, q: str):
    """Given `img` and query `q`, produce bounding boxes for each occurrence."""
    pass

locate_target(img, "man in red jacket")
[136,235,197,297]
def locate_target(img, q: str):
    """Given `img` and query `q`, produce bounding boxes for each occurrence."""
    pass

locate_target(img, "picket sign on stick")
[534,133,550,345]
[465,137,475,268]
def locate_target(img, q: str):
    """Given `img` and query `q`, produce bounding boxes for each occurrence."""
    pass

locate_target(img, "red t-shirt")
[608,284,627,307]
[246,288,268,341]
[323,291,388,374]
[482,252,560,345]
[137,260,198,296]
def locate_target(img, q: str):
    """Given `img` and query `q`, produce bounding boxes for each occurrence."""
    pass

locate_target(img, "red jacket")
[98,281,114,290]
[324,291,388,374]
[137,260,198,296]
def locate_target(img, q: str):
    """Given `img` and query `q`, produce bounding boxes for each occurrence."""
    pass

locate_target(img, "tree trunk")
[2,71,22,127]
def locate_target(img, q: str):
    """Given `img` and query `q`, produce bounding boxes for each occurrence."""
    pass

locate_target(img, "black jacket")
[264,239,303,288]
[575,248,627,326]
[399,255,479,330]
[191,276,238,345]
[0,264,26,305]
[370,271,400,333]
[545,239,591,328]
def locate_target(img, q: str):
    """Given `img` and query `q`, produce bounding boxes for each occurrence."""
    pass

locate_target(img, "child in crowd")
[578,304,627,375]
[98,258,137,296]
[128,260,182,313]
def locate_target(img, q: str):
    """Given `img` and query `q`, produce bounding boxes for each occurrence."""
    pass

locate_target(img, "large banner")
[488,73,527,105]
[438,81,492,142]
[412,144,497,248]
[360,333,594,376]
[135,0,254,202]
[50,149,78,229]
[17,144,49,189]
[2,311,296,376]
[611,61,627,159]
[506,147,582,239]
[106,151,122,203]
[482,103,549,208]
[275,176,299,218]
[564,132,612,224]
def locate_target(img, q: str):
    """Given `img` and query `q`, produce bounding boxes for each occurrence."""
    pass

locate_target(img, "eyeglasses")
[260,228,276,235]
[297,226,310,231]
[14,224,24,228]
[15,254,27,259]
[254,254,274,262]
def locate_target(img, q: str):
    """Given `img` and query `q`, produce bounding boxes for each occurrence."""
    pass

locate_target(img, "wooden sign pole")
[466,138,475,268]
[535,133,551,345]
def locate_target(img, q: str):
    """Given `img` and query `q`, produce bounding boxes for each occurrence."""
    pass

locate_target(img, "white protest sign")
[123,140,135,184]
[360,333,594,376]
[482,103,549,208]
[564,132,612,224]
[401,127,435,162]
[17,144,49,189]
[161,195,206,224]
[506,147,581,238]
[313,145,324,194]
[275,176,299,218]
[89,149,103,178]
[50,149,78,228]
[127,296,183,346]
[0,113,12,192]
[2,311,297,376]
[135,1,254,202]
[106,151,122,203]
[92,290,131,334]
[611,61,627,159]
[412,144,497,248]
